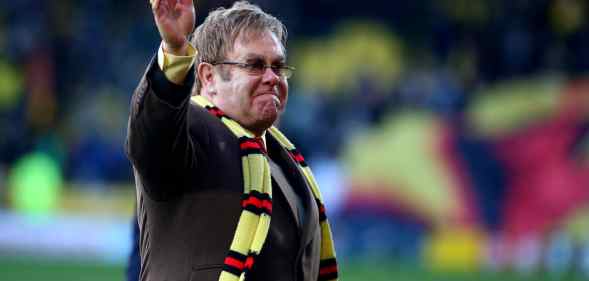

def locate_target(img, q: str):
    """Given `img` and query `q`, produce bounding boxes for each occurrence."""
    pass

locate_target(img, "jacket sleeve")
[125,53,204,200]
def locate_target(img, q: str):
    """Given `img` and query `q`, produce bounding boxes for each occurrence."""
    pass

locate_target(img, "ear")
[197,62,216,96]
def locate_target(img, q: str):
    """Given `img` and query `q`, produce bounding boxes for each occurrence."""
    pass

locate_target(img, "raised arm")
[151,0,195,56]
[126,0,201,200]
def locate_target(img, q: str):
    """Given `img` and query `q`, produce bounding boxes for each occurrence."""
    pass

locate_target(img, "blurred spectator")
[1,0,588,277]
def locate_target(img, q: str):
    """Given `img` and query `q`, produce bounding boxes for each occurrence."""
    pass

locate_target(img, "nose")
[261,66,280,85]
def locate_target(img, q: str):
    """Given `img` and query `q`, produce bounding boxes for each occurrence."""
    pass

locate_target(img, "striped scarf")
[191,95,338,281]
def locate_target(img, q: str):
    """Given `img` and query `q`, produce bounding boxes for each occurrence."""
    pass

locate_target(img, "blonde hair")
[191,1,287,94]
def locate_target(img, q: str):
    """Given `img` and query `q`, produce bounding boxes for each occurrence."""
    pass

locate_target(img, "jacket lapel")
[268,159,301,227]
[267,135,319,247]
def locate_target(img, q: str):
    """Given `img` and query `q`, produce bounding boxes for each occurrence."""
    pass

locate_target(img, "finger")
[162,0,174,15]
[151,0,161,12]
[180,0,194,7]
[153,0,171,17]
[161,0,173,13]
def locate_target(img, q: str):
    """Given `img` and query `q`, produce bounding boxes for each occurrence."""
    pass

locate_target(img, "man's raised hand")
[151,0,195,55]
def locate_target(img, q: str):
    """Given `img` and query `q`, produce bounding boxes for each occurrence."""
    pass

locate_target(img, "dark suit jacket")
[126,56,321,281]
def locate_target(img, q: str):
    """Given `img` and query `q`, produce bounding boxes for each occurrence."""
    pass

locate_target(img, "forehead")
[228,30,285,61]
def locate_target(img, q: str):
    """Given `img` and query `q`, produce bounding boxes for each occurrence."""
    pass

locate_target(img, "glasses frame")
[211,61,295,79]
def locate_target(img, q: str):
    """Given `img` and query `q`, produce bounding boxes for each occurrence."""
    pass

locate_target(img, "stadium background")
[1,0,589,280]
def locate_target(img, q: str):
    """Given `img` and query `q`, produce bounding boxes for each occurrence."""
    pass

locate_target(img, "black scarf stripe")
[318,258,338,281]
[315,199,327,222]
[197,97,338,281]
[240,148,265,156]
[227,250,247,260]
[222,264,242,277]
[243,205,272,216]
[242,190,271,201]
[240,186,272,216]
[319,258,337,268]
[203,110,266,157]
[318,272,338,281]
[287,149,308,167]
[223,251,257,277]
[223,251,245,276]
[205,105,229,119]
[239,137,267,156]
[240,191,272,215]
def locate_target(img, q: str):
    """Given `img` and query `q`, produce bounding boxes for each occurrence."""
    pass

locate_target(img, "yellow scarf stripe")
[191,96,337,281]
[224,117,254,138]
[300,167,323,201]
[268,127,338,281]
[268,127,326,202]
[241,158,251,193]
[219,271,239,281]
[267,126,295,148]
[192,95,271,281]
[229,211,262,253]
[251,159,272,252]
[245,155,265,192]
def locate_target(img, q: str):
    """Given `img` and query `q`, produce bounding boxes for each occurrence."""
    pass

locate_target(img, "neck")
[199,93,270,137]
[243,125,266,137]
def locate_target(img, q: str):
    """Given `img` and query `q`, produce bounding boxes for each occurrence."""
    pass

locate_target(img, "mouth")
[256,92,281,108]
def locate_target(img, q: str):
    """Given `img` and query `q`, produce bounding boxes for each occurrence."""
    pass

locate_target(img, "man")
[125,1,338,281]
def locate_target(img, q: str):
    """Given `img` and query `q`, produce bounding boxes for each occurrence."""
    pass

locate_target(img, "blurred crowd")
[0,0,588,276]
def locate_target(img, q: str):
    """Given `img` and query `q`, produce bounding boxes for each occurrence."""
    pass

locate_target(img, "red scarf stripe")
[240,148,265,156]
[244,256,255,271]
[204,106,228,118]
[240,191,272,215]
[239,137,267,155]
[315,199,327,222]
[223,253,246,276]
[223,251,257,277]
[318,258,338,281]
[224,256,245,271]
[288,149,307,167]
[242,195,272,215]
[318,270,338,281]
[319,265,338,275]
[241,190,271,201]
[319,258,337,268]
[240,140,262,150]
[200,100,337,281]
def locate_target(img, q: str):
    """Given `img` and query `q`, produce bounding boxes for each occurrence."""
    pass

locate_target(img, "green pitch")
[0,256,124,281]
[0,256,584,281]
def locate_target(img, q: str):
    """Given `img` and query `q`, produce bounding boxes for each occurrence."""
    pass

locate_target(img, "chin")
[255,113,278,131]
[252,101,280,129]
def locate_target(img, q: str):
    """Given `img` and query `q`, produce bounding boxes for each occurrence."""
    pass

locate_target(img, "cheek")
[279,81,288,103]
[246,81,259,99]
[237,79,259,107]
